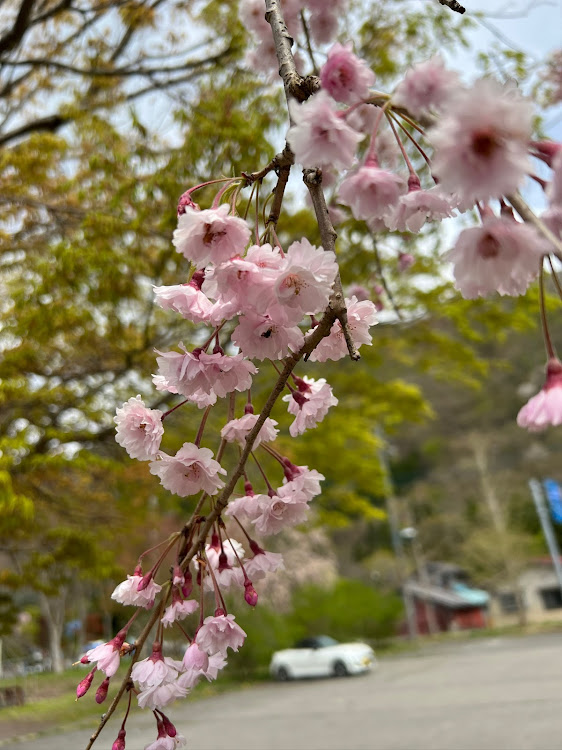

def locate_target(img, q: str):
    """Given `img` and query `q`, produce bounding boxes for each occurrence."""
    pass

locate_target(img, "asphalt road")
[9,633,562,750]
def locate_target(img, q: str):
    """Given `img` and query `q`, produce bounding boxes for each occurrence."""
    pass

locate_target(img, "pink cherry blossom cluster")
[284,43,562,431]
[83,4,562,747]
[83,110,378,745]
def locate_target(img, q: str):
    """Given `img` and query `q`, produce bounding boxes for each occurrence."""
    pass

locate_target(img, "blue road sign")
[543,479,562,524]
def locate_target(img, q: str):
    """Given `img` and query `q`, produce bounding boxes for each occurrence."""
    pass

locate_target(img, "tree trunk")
[470,435,527,627]
[39,590,66,673]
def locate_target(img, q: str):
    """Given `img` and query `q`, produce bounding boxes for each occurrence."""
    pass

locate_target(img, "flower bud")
[95,676,110,704]
[244,581,258,607]
[76,666,97,699]
[161,713,177,737]
[112,728,126,750]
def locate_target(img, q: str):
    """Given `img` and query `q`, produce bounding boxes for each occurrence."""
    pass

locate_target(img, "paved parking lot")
[9,633,562,750]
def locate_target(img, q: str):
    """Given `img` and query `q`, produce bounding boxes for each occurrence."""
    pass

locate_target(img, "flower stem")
[539,262,556,359]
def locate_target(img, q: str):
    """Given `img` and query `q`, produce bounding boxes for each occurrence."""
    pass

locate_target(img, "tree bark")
[39,590,66,673]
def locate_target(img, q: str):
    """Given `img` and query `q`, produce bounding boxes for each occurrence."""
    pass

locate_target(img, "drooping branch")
[264,0,359,361]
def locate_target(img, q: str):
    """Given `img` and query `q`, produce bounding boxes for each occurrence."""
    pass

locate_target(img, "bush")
[288,578,403,643]
[226,578,402,678]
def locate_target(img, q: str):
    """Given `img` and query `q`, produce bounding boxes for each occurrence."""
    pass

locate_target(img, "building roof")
[405,581,489,608]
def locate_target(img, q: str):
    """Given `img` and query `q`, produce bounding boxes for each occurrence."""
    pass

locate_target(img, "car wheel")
[333,660,348,677]
[276,666,291,682]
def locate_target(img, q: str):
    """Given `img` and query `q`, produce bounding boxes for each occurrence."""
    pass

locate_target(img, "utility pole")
[377,432,418,639]
[529,479,562,596]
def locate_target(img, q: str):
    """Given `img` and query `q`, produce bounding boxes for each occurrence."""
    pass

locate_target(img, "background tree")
[0,0,557,672]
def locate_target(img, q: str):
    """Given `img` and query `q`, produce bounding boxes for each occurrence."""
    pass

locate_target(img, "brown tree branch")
[264,0,320,103]
[0,0,39,56]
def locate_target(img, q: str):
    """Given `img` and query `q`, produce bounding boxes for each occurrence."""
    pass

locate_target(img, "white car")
[269,635,376,681]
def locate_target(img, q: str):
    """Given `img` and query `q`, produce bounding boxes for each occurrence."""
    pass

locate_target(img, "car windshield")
[314,636,339,648]
[294,636,340,649]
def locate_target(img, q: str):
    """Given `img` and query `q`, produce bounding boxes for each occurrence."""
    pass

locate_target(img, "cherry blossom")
[517,358,562,431]
[205,538,245,569]
[244,549,285,580]
[274,238,338,322]
[429,78,534,204]
[145,734,186,750]
[308,7,339,44]
[114,396,164,461]
[287,91,363,170]
[196,613,247,655]
[338,163,407,221]
[232,312,304,360]
[173,204,250,268]
[197,352,257,398]
[154,347,256,402]
[392,55,459,117]
[282,464,325,500]
[131,644,180,689]
[161,598,199,628]
[153,279,214,324]
[283,376,339,437]
[320,42,375,104]
[182,642,210,674]
[309,296,377,362]
[84,634,125,678]
[252,488,310,536]
[149,444,226,497]
[111,573,162,609]
[446,213,548,298]
[386,183,455,233]
[220,413,279,447]
[203,245,281,313]
[137,681,188,711]
[224,491,261,522]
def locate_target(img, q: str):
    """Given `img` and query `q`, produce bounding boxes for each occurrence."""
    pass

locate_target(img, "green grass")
[0,663,266,742]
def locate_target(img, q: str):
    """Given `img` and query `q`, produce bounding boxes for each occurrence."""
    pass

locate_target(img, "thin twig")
[373,243,404,321]
[303,169,360,361]
[299,9,319,75]
[507,193,562,260]
[84,587,170,750]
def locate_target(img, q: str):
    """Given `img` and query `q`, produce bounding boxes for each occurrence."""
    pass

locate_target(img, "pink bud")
[76,666,97,699]
[182,570,193,598]
[177,190,200,216]
[190,270,205,289]
[293,376,311,393]
[398,252,414,272]
[244,581,258,607]
[112,729,126,750]
[292,391,308,407]
[137,571,154,592]
[161,713,177,738]
[80,654,90,665]
[214,607,226,617]
[218,551,230,572]
[95,676,110,704]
